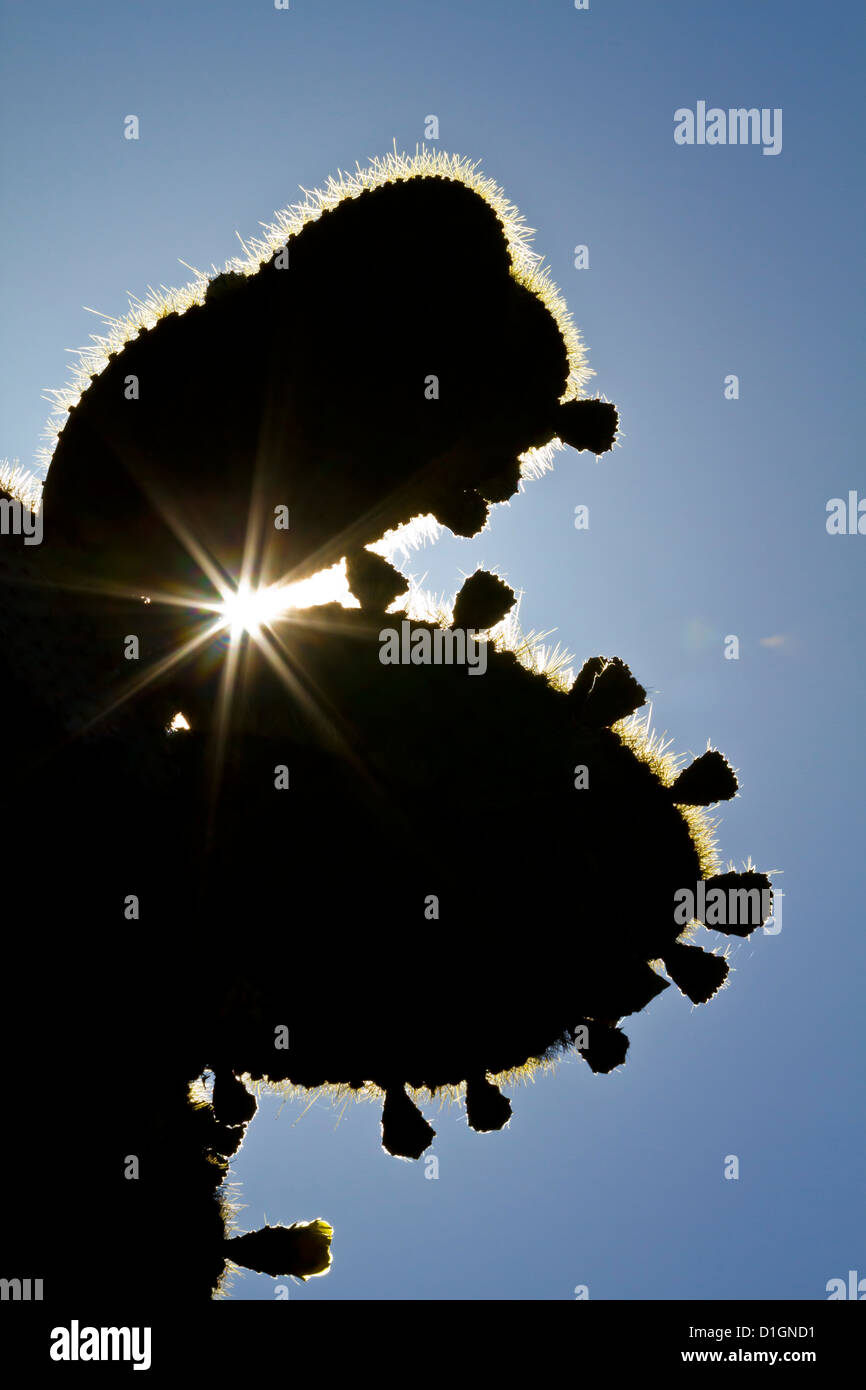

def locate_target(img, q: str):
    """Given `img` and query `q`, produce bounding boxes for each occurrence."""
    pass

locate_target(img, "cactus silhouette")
[35,150,617,627]
[0,150,771,1300]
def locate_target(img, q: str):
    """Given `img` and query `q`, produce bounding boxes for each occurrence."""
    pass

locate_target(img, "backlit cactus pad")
[0,150,772,1304]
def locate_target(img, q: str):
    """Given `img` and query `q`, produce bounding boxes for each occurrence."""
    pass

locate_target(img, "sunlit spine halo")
[19,142,600,502]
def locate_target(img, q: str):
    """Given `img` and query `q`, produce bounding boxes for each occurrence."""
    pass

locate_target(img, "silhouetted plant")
[0,150,772,1302]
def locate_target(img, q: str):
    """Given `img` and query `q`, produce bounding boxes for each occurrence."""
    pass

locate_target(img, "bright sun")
[221,581,290,638]
[216,562,359,638]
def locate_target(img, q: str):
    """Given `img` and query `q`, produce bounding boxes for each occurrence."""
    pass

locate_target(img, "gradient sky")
[2,0,863,1300]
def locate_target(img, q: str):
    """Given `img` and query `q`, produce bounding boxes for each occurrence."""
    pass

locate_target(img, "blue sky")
[2,0,863,1299]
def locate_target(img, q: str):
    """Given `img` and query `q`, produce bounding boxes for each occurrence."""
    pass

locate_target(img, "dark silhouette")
[0,159,771,1307]
[37,177,617,613]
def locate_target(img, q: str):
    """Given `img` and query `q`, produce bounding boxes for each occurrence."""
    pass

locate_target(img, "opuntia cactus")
[0,151,772,1311]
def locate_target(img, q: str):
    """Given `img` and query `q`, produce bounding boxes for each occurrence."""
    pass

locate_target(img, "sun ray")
[66,611,228,742]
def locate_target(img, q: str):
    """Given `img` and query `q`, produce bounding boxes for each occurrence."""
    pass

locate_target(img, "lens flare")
[217,564,359,640]
[220,581,292,638]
